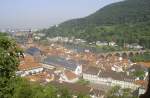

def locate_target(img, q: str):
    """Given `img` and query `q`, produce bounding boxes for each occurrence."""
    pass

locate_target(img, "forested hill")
[61,0,150,26]
[38,0,150,48]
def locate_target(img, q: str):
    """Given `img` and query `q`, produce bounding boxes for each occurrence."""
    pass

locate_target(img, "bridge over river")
[97,50,149,58]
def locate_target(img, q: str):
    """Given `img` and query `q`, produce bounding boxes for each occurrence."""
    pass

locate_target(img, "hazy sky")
[0,0,122,29]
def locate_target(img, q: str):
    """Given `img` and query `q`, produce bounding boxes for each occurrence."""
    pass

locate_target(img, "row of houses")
[17,52,146,90]
[83,66,139,90]
[47,37,86,44]
[96,41,117,46]
[16,45,149,98]
[17,53,81,83]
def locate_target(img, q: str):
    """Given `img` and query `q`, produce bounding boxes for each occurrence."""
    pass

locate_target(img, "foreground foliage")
[106,86,138,98]
[0,34,20,98]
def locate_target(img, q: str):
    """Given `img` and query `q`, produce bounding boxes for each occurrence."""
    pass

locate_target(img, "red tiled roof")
[19,55,42,70]
[134,80,148,88]
[64,70,77,80]
[138,62,150,68]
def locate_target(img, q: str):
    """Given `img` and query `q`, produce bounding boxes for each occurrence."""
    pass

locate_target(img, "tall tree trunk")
[140,68,150,98]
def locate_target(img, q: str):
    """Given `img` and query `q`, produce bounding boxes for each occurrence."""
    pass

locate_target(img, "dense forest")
[37,0,150,48]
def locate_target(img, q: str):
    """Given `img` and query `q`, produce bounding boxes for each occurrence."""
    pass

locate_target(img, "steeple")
[26,29,34,48]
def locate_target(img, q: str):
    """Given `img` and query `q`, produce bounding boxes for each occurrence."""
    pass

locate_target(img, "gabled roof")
[134,80,148,88]
[43,56,79,71]
[99,70,136,82]
[64,70,77,80]
[83,66,100,75]
[138,62,150,68]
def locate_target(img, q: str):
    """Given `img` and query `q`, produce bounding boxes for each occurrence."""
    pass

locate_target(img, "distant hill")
[62,0,150,25]
[38,0,150,48]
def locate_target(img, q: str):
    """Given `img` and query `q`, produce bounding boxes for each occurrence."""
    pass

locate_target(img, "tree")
[0,35,21,98]
[58,87,72,98]
[106,86,135,98]
[140,68,150,98]
[106,86,121,98]
[77,93,90,98]
[43,84,58,98]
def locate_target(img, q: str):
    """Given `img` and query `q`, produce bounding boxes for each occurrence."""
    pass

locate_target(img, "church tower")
[26,29,34,48]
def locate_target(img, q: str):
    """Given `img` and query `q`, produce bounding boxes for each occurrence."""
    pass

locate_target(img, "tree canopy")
[37,0,150,48]
[0,33,20,98]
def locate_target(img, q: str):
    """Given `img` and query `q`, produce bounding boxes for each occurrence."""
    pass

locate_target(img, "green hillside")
[61,0,150,26]
[38,0,150,48]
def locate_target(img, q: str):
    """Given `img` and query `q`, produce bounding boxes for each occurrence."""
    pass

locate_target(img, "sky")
[0,0,123,29]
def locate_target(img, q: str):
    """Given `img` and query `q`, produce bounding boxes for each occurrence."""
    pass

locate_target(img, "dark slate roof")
[25,47,41,56]
[83,66,100,75]
[43,56,79,71]
[99,70,136,82]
